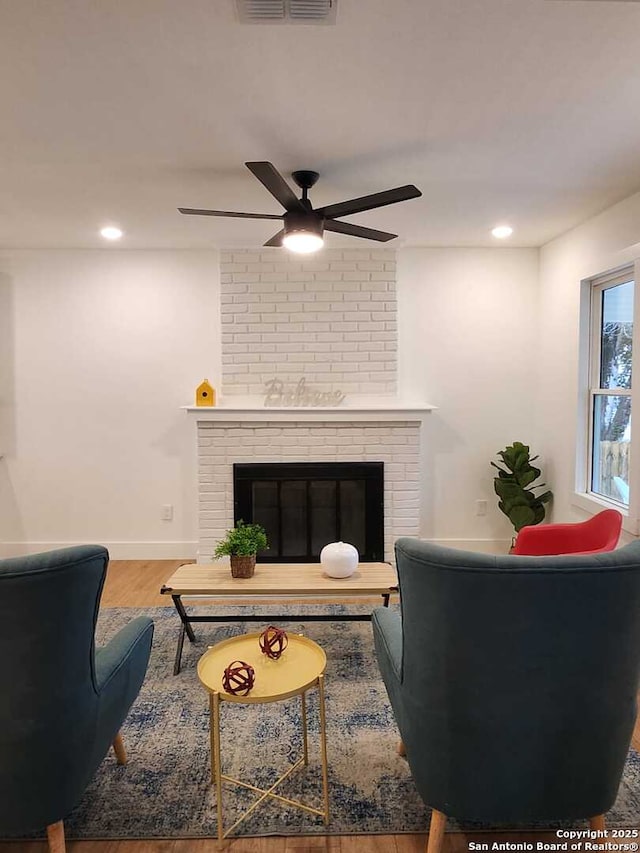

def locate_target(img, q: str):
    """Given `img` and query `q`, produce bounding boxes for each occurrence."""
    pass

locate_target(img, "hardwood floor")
[99,560,183,607]
[7,832,630,853]
[2,559,638,852]
[0,834,573,853]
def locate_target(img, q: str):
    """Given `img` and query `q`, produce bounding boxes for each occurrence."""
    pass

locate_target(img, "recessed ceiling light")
[491,225,513,239]
[100,226,123,241]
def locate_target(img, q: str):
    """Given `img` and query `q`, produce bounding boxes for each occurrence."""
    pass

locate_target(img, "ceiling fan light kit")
[179,162,422,254]
[282,217,325,253]
[280,170,324,253]
[282,232,324,253]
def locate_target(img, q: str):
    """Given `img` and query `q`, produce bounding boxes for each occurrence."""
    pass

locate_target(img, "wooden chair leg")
[426,809,447,853]
[397,739,406,757]
[46,820,65,853]
[590,815,606,830]
[112,731,127,765]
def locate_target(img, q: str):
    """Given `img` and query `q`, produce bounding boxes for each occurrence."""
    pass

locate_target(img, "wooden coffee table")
[160,561,398,674]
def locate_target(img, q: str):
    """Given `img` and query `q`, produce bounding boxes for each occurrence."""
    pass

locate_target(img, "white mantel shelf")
[182,403,435,423]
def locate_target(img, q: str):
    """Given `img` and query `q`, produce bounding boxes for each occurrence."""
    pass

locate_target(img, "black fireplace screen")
[233,462,384,562]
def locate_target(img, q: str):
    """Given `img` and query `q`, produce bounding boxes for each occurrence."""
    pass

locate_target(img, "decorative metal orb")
[222,660,255,696]
[259,625,289,660]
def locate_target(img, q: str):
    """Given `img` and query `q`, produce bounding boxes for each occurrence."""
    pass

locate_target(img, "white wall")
[398,248,540,550]
[0,250,220,558]
[537,190,640,535]
[0,242,579,558]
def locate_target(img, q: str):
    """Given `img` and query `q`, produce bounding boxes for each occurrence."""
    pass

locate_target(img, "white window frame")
[574,262,640,534]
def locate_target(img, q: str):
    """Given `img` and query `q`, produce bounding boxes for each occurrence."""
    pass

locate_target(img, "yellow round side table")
[197,631,330,843]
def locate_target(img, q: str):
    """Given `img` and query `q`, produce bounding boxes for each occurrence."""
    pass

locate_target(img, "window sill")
[571,492,640,536]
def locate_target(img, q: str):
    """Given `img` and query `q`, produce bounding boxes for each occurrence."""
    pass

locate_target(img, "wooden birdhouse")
[196,379,216,407]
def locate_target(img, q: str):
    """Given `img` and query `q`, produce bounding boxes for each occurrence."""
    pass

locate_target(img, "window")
[587,269,634,508]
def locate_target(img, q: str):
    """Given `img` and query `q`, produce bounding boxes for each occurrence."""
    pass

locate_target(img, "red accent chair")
[513,509,623,556]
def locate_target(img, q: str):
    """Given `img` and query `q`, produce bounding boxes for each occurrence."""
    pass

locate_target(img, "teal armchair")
[0,546,154,853]
[373,537,640,852]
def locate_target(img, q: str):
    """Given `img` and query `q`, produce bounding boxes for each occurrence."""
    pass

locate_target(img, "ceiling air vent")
[236,0,337,24]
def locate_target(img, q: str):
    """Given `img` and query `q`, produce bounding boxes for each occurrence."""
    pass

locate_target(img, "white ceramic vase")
[320,541,359,578]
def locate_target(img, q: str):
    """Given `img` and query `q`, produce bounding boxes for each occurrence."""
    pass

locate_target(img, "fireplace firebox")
[233,462,384,562]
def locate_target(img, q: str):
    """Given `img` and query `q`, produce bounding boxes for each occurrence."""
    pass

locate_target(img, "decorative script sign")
[263,377,346,408]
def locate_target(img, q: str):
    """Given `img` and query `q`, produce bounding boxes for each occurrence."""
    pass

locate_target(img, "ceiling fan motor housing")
[283,209,325,238]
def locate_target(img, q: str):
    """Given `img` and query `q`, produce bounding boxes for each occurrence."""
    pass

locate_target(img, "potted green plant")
[214,520,268,578]
[492,442,553,547]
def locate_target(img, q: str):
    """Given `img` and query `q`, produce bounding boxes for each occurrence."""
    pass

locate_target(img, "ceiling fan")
[178,162,422,253]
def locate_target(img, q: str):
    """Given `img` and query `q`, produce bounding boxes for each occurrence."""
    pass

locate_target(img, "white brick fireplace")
[186,247,433,563]
[189,406,429,563]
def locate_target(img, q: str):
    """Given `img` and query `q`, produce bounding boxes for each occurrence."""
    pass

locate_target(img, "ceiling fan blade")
[245,162,305,213]
[324,220,397,242]
[264,229,285,247]
[317,185,422,219]
[178,207,282,220]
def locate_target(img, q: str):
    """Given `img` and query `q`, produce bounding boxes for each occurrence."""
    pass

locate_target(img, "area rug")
[51,605,640,838]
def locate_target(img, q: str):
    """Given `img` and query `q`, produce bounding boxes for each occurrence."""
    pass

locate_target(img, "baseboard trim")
[0,541,198,560]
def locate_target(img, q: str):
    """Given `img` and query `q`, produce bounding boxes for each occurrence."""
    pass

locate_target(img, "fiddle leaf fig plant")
[492,442,553,533]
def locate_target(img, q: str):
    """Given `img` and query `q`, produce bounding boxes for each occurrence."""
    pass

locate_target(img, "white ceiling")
[2,0,640,249]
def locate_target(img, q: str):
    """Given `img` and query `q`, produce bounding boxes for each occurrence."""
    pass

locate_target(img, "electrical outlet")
[476,500,487,517]
[161,504,174,521]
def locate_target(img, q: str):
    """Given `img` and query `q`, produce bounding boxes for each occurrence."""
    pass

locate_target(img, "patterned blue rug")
[51,605,640,838]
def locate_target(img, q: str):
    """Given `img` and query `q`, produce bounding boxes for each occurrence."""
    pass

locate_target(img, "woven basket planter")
[230,554,256,579]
